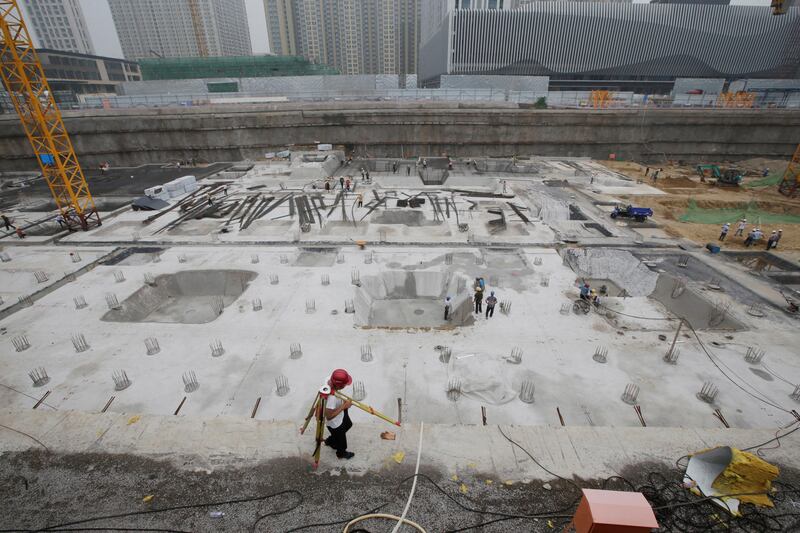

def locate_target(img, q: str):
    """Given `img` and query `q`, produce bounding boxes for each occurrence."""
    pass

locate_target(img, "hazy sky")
[37,0,772,59]
[77,0,268,59]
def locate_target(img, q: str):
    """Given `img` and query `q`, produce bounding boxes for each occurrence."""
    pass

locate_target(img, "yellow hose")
[343,513,427,532]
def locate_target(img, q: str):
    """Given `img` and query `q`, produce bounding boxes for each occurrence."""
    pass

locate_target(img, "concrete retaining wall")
[1,102,798,170]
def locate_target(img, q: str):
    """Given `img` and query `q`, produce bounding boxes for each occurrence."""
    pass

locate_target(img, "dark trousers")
[444,305,450,320]
[3,221,13,230]
[326,410,352,455]
[475,300,482,313]
[719,232,727,241]
[485,305,495,318]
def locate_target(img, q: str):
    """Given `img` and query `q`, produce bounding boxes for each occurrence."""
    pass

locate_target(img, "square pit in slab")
[102,269,257,324]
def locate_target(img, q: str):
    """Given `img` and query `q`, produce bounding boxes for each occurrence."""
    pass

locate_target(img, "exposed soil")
[599,159,800,252]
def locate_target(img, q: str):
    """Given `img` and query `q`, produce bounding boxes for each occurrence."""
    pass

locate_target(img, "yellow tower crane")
[0,0,99,230]
[778,144,800,197]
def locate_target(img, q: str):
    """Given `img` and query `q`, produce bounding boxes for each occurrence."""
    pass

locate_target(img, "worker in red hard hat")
[324,368,355,460]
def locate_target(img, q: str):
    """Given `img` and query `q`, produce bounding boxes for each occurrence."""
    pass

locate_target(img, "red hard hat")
[328,369,352,389]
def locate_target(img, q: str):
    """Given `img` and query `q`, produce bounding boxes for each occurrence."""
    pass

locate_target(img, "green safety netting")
[744,174,783,189]
[140,55,339,81]
[678,199,800,225]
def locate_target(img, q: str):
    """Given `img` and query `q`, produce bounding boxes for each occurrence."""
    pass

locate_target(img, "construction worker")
[444,295,452,320]
[325,179,331,191]
[474,287,483,314]
[734,218,747,237]
[719,222,730,241]
[406,165,411,176]
[774,229,783,249]
[339,176,345,190]
[15,227,26,239]
[55,214,66,229]
[590,289,600,307]
[324,369,355,460]
[2,214,14,230]
[356,193,363,208]
[767,231,778,250]
[345,178,351,192]
[580,282,591,300]
[485,291,498,318]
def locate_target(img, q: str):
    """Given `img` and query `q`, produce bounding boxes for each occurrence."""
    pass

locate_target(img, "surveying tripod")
[300,384,401,467]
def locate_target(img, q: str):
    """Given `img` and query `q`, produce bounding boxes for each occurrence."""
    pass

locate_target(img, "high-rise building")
[421,0,520,48]
[20,0,94,55]
[418,2,800,90]
[108,0,252,60]
[264,0,420,76]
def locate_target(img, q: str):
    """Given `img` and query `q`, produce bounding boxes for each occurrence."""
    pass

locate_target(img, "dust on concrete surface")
[2,450,798,532]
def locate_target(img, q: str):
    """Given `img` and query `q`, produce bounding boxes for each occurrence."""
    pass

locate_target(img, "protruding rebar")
[0,252,11,262]
[744,346,766,364]
[144,272,156,286]
[361,344,373,362]
[697,381,718,403]
[321,274,330,286]
[112,370,131,391]
[533,257,543,266]
[539,274,549,287]
[178,254,187,263]
[28,367,49,387]
[270,274,279,285]
[475,255,484,265]
[275,374,289,397]
[344,299,355,313]
[251,254,259,264]
[183,371,199,393]
[144,337,160,356]
[677,256,689,268]
[351,268,361,286]
[72,333,89,353]
[708,299,731,328]
[210,340,224,357]
[337,253,345,264]
[746,303,765,317]
[12,335,30,352]
[507,347,522,364]
[663,347,680,364]
[444,253,453,265]
[671,279,686,299]
[70,252,82,263]
[790,384,800,402]
[113,270,125,283]
[252,298,262,312]
[500,300,512,315]
[73,295,87,309]
[707,277,722,291]
[519,380,535,403]
[18,295,33,307]
[593,346,608,364]
[621,383,639,405]
[305,299,316,313]
[446,377,462,402]
[105,293,121,310]
[352,381,366,401]
[364,251,374,264]
[280,254,289,264]
[34,271,48,283]
[560,302,571,314]
[438,345,452,364]
[290,343,302,359]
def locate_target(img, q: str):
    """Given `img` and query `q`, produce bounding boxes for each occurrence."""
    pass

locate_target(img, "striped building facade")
[418,2,800,91]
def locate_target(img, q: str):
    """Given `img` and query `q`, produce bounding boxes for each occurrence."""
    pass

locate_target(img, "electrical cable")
[497,425,582,493]
[345,514,425,533]
[390,421,424,533]
[0,423,49,451]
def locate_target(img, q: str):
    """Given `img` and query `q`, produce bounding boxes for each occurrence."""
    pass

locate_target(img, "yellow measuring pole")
[335,390,401,427]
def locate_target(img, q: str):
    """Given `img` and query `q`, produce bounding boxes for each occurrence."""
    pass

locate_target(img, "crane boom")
[188,0,208,57]
[0,0,99,230]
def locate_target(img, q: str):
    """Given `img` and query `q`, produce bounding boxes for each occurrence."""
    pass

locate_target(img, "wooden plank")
[506,202,530,224]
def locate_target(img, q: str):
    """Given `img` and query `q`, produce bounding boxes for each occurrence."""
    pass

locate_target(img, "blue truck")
[610,204,653,222]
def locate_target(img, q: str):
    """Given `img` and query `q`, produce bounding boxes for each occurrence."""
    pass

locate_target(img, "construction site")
[3,2,800,533]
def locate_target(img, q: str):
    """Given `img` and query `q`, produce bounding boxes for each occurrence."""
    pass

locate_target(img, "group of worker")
[2,213,26,238]
[719,219,782,249]
[323,176,353,192]
[442,277,500,321]
[579,281,602,307]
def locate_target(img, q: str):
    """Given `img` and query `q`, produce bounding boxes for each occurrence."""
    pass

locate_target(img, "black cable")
[0,423,49,451]
[24,489,302,533]
[497,426,582,493]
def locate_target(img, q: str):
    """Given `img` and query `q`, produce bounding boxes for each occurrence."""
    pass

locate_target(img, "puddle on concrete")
[354,270,473,327]
[371,210,439,226]
[294,251,337,267]
[102,270,257,324]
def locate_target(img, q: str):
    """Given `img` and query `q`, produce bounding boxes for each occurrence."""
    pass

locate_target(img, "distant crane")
[0,0,99,230]
[188,0,209,57]
[778,144,800,197]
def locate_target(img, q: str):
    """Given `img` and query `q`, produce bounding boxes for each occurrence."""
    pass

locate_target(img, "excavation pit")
[354,271,473,327]
[102,269,257,324]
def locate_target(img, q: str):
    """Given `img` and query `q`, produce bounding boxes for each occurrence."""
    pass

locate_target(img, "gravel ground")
[1,450,798,532]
